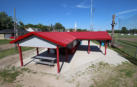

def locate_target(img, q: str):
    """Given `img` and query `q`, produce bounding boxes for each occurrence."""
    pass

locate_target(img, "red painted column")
[88,40,90,54]
[17,44,23,66]
[65,48,68,62]
[99,41,101,48]
[105,41,107,55]
[36,48,39,55]
[48,48,50,53]
[56,46,60,73]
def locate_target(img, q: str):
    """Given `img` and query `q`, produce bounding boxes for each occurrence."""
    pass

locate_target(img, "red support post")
[105,41,107,55]
[56,46,60,73]
[65,48,68,62]
[48,48,50,53]
[36,48,39,55]
[17,44,23,66]
[99,41,101,48]
[88,40,90,54]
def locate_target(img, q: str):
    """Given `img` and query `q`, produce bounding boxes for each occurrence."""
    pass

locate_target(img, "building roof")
[68,31,111,40]
[10,32,76,47]
[10,31,112,47]
[0,29,28,34]
[0,29,14,34]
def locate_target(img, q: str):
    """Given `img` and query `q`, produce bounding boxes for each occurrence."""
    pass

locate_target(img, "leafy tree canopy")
[54,22,65,32]
[0,12,14,30]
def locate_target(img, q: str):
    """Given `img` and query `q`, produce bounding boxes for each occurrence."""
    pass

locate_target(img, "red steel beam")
[17,44,23,66]
[88,40,90,54]
[36,48,39,55]
[56,46,60,73]
[48,48,50,53]
[105,41,107,55]
[65,48,68,62]
[99,41,101,48]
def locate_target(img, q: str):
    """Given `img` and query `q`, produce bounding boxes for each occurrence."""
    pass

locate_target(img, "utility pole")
[14,8,18,39]
[74,22,77,31]
[90,0,93,31]
[111,14,116,46]
[14,8,18,49]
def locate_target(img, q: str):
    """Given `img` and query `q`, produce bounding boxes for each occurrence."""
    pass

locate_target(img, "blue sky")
[0,0,137,31]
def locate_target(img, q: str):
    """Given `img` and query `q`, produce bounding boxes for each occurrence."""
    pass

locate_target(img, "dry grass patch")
[90,62,137,87]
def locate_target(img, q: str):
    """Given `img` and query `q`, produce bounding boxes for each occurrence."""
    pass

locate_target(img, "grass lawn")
[108,33,137,63]
[0,39,12,45]
[109,33,137,38]
[0,47,33,59]
[89,62,137,87]
[0,66,31,83]
[115,40,137,57]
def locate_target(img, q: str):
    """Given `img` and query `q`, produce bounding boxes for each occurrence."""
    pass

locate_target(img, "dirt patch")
[0,44,14,51]
[12,62,137,87]
[0,48,44,69]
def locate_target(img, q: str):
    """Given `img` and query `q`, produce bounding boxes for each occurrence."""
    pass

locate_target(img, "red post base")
[48,48,50,53]
[105,41,107,55]
[36,48,39,55]
[17,44,23,66]
[88,40,90,54]
[56,46,60,73]
[65,48,68,62]
[99,41,101,48]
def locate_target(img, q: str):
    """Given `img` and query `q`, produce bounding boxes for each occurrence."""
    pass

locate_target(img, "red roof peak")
[10,31,111,47]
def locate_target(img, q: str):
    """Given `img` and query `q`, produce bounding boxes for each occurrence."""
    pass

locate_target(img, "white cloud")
[75,0,90,8]
[116,9,137,15]
[76,4,90,8]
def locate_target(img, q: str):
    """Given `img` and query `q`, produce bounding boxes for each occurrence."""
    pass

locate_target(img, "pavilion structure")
[10,31,112,73]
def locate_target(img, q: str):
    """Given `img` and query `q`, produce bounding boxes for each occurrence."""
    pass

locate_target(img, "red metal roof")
[10,32,76,47]
[10,31,111,47]
[68,31,112,40]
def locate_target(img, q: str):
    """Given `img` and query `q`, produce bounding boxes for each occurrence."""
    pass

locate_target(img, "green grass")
[117,40,137,47]
[89,62,137,87]
[0,39,12,45]
[92,40,99,45]
[111,33,137,38]
[0,47,33,59]
[0,66,21,83]
[114,39,137,59]
[112,47,137,65]
[0,67,31,83]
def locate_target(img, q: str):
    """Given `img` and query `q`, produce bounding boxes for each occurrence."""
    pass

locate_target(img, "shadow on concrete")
[24,59,35,66]
[24,45,104,72]
[77,45,103,53]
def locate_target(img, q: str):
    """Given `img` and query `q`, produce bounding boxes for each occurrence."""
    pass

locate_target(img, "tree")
[25,23,50,31]
[54,23,65,32]
[18,21,25,29]
[25,24,34,28]
[0,12,14,30]
[121,27,128,34]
